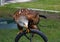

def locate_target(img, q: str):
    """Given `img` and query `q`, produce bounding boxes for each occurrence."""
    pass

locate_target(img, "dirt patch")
[41,14,60,19]
[28,8,60,20]
[0,8,60,20]
[36,11,60,20]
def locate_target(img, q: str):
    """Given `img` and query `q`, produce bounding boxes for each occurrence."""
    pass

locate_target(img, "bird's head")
[17,16,28,28]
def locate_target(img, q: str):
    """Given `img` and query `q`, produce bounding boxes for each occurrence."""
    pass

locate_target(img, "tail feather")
[39,15,47,19]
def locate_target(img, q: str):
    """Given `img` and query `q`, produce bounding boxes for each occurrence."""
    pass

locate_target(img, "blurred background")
[0,0,60,42]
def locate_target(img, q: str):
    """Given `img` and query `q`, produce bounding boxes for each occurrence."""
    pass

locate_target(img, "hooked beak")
[24,24,28,28]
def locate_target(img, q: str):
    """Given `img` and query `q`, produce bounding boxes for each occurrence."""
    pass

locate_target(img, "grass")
[0,19,60,42]
[0,0,60,18]
[2,0,60,11]
[0,0,60,42]
[39,19,60,42]
[0,7,18,18]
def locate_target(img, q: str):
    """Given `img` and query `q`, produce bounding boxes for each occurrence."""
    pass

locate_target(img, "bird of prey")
[13,8,47,33]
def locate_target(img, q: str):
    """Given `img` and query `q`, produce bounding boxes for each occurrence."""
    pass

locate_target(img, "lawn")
[0,19,60,42]
[0,7,17,18]
[0,0,60,42]
[0,0,60,18]
[2,0,60,11]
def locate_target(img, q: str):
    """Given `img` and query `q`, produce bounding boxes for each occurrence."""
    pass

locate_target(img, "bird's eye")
[22,22,25,25]
[19,21,25,25]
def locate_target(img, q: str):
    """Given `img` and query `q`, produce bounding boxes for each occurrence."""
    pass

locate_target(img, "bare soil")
[37,11,60,20]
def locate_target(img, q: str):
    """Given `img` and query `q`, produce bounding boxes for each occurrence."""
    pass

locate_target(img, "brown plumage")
[13,8,47,33]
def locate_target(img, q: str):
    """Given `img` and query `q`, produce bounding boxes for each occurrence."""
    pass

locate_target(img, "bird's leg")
[17,24,23,34]
[31,25,38,29]
[17,30,23,34]
[26,28,30,33]
[31,25,40,31]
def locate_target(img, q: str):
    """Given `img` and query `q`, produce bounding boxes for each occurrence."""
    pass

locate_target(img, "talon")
[17,30,23,34]
[26,29,30,33]
[17,32,20,34]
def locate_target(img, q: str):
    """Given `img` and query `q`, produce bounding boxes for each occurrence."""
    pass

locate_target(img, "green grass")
[39,19,60,42]
[2,0,60,11]
[0,29,18,42]
[0,7,18,18]
[0,19,60,42]
[0,0,60,42]
[0,0,60,18]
